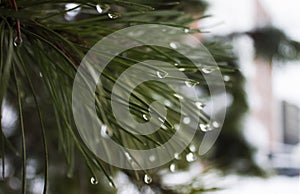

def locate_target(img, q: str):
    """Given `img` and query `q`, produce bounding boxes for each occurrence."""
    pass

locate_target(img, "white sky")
[202,0,300,107]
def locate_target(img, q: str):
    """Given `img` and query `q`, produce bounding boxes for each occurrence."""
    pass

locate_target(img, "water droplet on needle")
[90,177,98,184]
[144,174,152,184]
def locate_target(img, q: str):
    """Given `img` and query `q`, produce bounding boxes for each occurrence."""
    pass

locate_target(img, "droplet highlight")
[90,177,98,185]
[199,123,212,132]
[212,121,220,128]
[186,152,197,162]
[100,125,113,138]
[13,37,22,47]
[195,102,205,110]
[184,28,190,33]
[144,174,152,184]
[201,67,215,74]
[142,114,149,121]
[107,13,119,19]
[185,80,199,88]
[169,42,178,49]
[174,152,181,160]
[189,144,197,152]
[173,93,183,100]
[183,117,191,124]
[149,155,156,162]
[156,70,168,78]
[169,163,176,172]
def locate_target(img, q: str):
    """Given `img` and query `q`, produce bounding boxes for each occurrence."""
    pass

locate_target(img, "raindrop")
[109,182,114,188]
[142,114,149,121]
[169,163,176,172]
[195,102,205,110]
[184,28,190,33]
[144,174,152,184]
[174,63,179,66]
[201,67,215,74]
[199,123,212,132]
[223,75,230,82]
[174,124,180,130]
[186,152,197,162]
[107,13,119,19]
[156,70,168,78]
[65,3,81,17]
[13,37,22,47]
[164,100,171,107]
[212,121,220,128]
[100,125,113,138]
[189,144,197,152]
[185,80,199,88]
[178,68,186,72]
[96,4,103,13]
[174,152,181,160]
[158,117,165,123]
[173,93,183,100]
[161,124,167,130]
[39,72,43,78]
[125,152,132,161]
[149,155,156,162]
[183,117,191,124]
[90,177,98,185]
[169,42,178,49]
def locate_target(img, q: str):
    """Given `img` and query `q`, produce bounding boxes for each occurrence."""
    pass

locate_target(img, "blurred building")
[249,0,300,175]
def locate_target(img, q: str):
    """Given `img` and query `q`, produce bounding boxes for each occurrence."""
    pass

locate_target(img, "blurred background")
[200,0,300,193]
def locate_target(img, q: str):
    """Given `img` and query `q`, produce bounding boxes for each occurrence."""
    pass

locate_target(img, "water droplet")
[158,117,165,123]
[109,182,114,188]
[189,144,196,152]
[164,100,171,107]
[195,102,205,110]
[174,124,180,130]
[223,75,230,82]
[201,67,215,74]
[100,125,113,138]
[161,124,167,129]
[174,152,181,160]
[212,121,220,128]
[185,80,199,88]
[169,163,176,172]
[125,152,132,161]
[174,63,179,66]
[183,117,191,124]
[65,3,81,17]
[156,70,168,78]
[39,72,43,78]
[13,37,22,47]
[149,155,156,162]
[169,42,178,49]
[178,68,186,72]
[184,28,190,33]
[90,177,98,185]
[107,13,119,19]
[144,174,152,184]
[143,114,149,121]
[96,4,103,13]
[186,152,197,162]
[173,93,183,100]
[199,123,212,132]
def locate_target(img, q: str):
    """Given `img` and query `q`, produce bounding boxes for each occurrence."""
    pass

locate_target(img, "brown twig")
[10,0,22,44]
